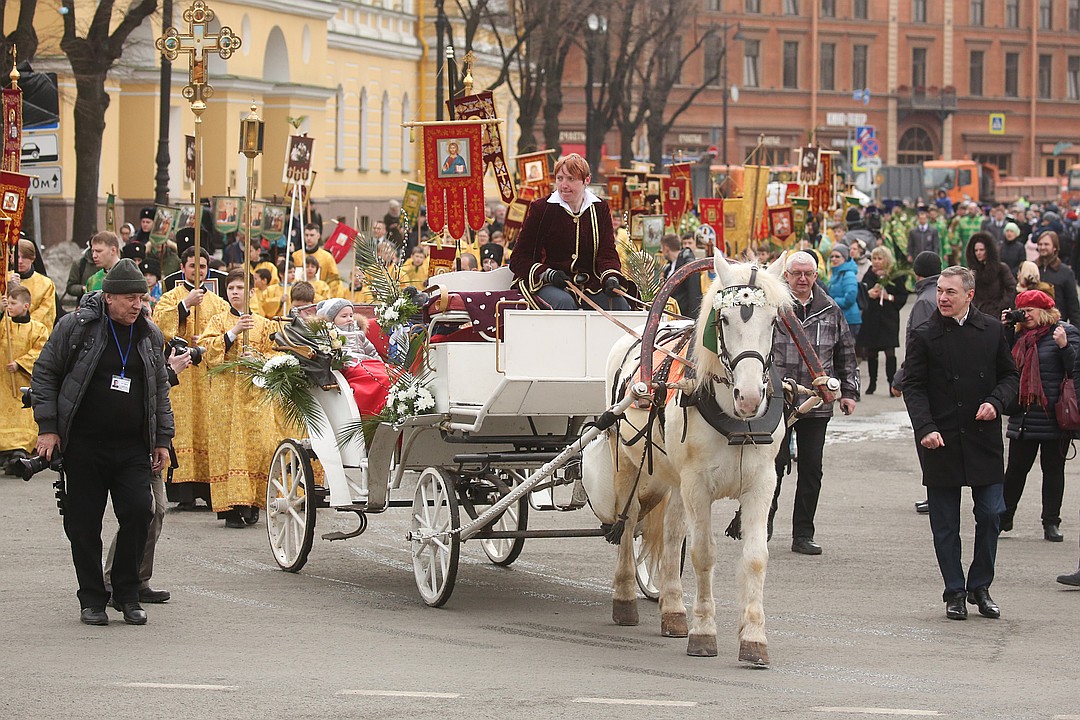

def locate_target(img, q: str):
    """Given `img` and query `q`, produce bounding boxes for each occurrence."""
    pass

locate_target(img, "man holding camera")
[31,259,174,626]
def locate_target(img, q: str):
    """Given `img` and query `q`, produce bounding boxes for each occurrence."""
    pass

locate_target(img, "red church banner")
[662,176,691,230]
[423,122,486,240]
[698,198,724,252]
[2,87,22,173]
[323,221,358,263]
[450,92,515,205]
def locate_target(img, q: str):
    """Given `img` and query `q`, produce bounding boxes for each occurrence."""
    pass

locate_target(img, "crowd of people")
[6,157,1080,626]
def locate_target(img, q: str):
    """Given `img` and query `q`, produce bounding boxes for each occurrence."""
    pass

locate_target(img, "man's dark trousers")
[926,483,1005,600]
[772,416,831,539]
[62,436,153,609]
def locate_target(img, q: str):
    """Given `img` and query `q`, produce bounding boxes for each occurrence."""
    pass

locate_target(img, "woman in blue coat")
[828,243,862,338]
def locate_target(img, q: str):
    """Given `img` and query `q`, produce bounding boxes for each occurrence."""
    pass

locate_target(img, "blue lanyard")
[108,317,134,379]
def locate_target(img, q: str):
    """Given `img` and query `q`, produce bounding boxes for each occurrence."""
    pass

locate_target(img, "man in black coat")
[907,208,940,264]
[660,233,702,318]
[903,266,1019,621]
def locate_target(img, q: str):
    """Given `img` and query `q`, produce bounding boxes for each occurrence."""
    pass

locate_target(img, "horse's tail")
[637,492,668,575]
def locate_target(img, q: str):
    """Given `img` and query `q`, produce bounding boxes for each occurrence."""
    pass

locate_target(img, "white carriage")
[265,268,654,606]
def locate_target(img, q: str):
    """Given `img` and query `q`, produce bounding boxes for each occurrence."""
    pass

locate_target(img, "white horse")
[583,251,791,666]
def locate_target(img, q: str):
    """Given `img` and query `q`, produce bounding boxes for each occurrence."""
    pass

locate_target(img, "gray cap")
[101,258,149,295]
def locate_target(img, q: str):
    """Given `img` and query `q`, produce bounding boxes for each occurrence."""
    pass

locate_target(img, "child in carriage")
[316,297,390,418]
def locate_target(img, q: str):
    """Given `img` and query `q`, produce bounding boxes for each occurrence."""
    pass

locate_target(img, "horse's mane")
[691,260,793,393]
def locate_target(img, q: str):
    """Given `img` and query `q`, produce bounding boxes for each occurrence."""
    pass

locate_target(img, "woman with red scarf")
[1000,289,1080,542]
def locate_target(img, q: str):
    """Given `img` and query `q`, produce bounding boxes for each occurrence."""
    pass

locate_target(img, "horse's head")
[695,250,792,419]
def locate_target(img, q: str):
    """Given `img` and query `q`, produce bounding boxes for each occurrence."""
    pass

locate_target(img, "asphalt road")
[2,389,1079,720]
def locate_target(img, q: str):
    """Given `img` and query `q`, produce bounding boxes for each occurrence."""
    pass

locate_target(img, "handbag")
[1054,375,1080,432]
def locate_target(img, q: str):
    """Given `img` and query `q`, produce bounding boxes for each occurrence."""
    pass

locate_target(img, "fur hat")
[912,251,942,279]
[102,258,149,295]
[479,242,504,266]
[317,297,353,324]
[139,207,155,220]
[175,227,196,256]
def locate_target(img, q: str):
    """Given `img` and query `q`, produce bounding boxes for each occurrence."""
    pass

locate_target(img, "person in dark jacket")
[660,233,702,318]
[999,290,1079,542]
[859,246,908,395]
[907,208,940,263]
[902,266,1019,620]
[31,259,174,627]
[64,243,98,304]
[1035,231,1080,324]
[966,232,1016,320]
[999,222,1026,276]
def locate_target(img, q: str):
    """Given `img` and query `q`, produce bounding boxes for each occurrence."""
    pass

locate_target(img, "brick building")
[559,0,1080,178]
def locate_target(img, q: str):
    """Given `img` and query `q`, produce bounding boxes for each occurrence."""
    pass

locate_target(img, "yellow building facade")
[19,0,514,246]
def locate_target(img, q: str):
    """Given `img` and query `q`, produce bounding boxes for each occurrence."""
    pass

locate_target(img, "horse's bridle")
[711,267,774,388]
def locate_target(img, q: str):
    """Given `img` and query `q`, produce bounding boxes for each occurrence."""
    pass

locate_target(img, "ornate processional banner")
[2,87,22,173]
[450,91,515,205]
[422,122,486,240]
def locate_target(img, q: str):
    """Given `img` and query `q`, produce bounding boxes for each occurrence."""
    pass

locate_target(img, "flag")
[501,197,531,249]
[606,176,625,213]
[768,205,795,244]
[0,170,31,296]
[402,181,425,221]
[423,122,486,240]
[214,196,242,235]
[105,193,116,233]
[324,221,358,263]
[261,204,289,246]
[668,162,692,180]
[450,91,515,204]
[423,239,457,277]
[736,165,770,249]
[662,176,691,231]
[2,84,22,173]
[698,198,724,252]
[516,150,551,197]
[722,197,746,256]
[790,196,811,237]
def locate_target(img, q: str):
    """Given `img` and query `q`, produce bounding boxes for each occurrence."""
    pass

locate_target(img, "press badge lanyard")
[108,317,134,393]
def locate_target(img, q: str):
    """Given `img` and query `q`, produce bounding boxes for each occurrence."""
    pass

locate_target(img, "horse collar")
[680,373,785,446]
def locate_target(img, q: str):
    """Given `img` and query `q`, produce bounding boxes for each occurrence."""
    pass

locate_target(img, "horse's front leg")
[658,488,688,638]
[683,480,718,657]
[736,471,772,667]
[611,461,640,626]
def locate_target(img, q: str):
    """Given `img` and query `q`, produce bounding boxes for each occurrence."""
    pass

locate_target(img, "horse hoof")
[738,641,770,668]
[661,613,688,638]
[686,634,718,657]
[612,599,639,626]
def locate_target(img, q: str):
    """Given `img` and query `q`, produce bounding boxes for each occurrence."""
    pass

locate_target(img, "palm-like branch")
[354,235,404,306]
[618,238,663,302]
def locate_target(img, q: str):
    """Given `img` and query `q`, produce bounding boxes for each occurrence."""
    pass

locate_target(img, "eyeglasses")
[787,271,817,278]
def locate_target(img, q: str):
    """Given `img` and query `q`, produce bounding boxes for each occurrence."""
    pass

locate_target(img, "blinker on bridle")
[702,267,773,385]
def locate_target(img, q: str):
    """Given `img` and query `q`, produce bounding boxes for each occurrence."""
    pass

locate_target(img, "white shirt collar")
[955,306,971,326]
[547,188,603,213]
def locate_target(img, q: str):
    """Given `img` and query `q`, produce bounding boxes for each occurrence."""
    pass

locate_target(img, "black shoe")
[1056,568,1080,586]
[967,588,1000,619]
[80,607,109,626]
[240,506,260,526]
[999,514,1013,533]
[118,602,147,625]
[866,381,876,395]
[945,596,968,620]
[915,501,929,514]
[1044,524,1064,542]
[791,537,822,555]
[175,500,197,511]
[224,510,245,529]
[139,588,171,604]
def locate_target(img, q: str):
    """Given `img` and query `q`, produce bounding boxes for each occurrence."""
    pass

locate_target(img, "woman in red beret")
[999,289,1080,542]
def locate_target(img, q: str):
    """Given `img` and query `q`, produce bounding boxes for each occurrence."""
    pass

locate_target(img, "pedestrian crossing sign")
[989,113,1005,135]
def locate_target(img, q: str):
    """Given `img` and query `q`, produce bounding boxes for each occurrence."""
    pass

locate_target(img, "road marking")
[573,698,697,707]
[337,690,461,698]
[117,683,239,691]
[1054,716,1080,719]
[811,708,943,716]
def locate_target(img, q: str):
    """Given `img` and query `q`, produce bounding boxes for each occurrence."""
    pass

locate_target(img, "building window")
[913,0,927,22]
[784,0,799,15]
[1005,52,1020,97]
[783,41,799,89]
[969,50,984,96]
[334,85,345,170]
[1070,0,1080,29]
[358,87,369,170]
[704,0,721,10]
[755,147,789,165]
[821,0,835,17]
[401,94,412,173]
[660,39,683,84]
[1069,56,1080,99]
[852,44,868,90]
[1039,54,1053,98]
[380,90,391,173]
[972,153,1011,174]
[1006,0,1020,27]
[703,36,723,87]
[854,0,868,18]
[898,126,935,165]
[819,43,835,90]
[743,39,760,88]
[745,0,760,11]
[970,0,984,25]
[1041,0,1054,28]
[912,47,927,89]
[1045,155,1076,176]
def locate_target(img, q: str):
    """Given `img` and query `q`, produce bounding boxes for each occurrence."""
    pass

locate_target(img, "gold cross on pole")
[157,0,240,105]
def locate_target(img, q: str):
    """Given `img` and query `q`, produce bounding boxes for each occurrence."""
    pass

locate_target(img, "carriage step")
[321,509,368,541]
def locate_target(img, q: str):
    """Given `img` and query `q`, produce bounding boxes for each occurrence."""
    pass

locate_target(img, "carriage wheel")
[411,467,461,607]
[480,492,529,567]
[635,536,687,602]
[266,440,317,573]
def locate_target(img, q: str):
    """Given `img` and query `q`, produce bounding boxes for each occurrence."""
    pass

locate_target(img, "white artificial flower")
[263,354,299,371]
[253,374,268,388]
[384,308,399,322]
[713,286,768,311]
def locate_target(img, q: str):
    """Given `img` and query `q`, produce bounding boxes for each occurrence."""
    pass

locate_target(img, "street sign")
[28,165,62,196]
[852,145,866,172]
[21,131,59,165]
[855,125,875,143]
[989,113,1006,135]
[864,156,883,172]
[861,137,880,158]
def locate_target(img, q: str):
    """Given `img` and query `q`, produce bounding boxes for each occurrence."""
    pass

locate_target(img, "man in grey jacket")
[907,208,940,264]
[32,259,174,627]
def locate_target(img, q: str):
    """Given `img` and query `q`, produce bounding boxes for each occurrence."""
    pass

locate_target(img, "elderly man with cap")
[999,289,1080,543]
[31,258,174,626]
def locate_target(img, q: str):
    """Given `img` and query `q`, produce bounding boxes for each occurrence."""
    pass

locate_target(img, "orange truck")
[924,159,1062,205]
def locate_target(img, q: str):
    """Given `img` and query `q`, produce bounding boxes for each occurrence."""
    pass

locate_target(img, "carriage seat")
[422,267,524,343]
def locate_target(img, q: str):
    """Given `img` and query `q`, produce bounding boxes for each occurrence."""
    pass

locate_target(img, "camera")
[1004,309,1027,324]
[15,450,63,482]
[20,386,32,409]
[167,336,204,366]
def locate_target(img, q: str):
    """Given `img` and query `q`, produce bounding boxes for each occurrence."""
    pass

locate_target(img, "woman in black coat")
[1000,289,1080,542]
[966,231,1016,320]
[859,246,908,394]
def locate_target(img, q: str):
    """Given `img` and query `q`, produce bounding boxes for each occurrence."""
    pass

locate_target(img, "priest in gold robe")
[0,284,49,470]
[152,247,230,508]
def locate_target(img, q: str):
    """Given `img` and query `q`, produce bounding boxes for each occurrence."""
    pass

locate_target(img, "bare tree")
[1,0,39,77]
[60,0,158,244]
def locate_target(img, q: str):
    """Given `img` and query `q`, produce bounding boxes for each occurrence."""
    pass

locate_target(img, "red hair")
[553,153,590,181]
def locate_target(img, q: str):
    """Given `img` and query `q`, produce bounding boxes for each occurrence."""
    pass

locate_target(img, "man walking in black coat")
[660,233,702,318]
[903,266,1019,620]
[907,208,940,264]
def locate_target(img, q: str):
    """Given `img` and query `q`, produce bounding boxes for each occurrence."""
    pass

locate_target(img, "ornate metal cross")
[156,0,240,107]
